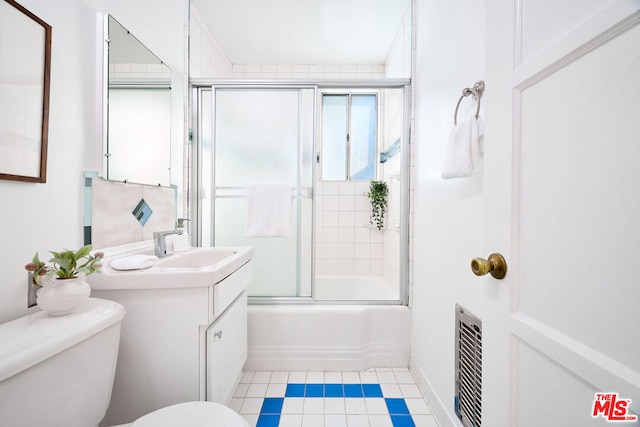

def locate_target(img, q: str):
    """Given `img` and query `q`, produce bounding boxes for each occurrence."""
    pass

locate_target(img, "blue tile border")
[256,414,280,427]
[284,383,304,397]
[259,382,417,425]
[261,398,284,414]
[363,383,384,397]
[344,383,364,397]
[283,383,389,398]
[305,383,324,397]
[325,383,344,397]
[391,414,416,427]
[386,398,411,415]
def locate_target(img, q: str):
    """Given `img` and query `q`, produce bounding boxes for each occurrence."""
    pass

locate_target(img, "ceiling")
[190,0,411,65]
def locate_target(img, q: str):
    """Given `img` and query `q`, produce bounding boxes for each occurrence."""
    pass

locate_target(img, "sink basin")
[155,248,239,269]
[88,246,254,290]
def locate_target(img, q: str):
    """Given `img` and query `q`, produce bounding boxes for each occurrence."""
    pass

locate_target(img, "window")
[321,93,377,181]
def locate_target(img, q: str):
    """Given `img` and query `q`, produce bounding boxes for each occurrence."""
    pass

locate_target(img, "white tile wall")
[189,3,233,78]
[109,63,171,81]
[315,181,385,276]
[231,63,385,80]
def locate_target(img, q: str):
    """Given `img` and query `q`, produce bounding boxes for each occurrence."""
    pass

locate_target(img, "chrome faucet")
[153,228,183,258]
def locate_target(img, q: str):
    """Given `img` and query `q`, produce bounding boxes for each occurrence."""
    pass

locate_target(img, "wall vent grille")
[455,304,482,427]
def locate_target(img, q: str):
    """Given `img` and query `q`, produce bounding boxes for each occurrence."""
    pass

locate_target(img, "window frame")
[319,89,380,182]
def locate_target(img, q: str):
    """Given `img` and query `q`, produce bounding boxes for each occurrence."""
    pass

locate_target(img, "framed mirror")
[105,15,172,186]
[0,0,51,183]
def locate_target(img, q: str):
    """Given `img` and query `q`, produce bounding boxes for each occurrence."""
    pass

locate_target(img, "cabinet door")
[207,292,248,403]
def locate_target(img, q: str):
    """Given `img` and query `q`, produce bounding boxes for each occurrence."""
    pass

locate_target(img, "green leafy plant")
[367,180,389,230]
[25,244,104,284]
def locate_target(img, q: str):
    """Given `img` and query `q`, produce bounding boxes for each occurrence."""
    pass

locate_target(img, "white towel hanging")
[244,183,293,238]
[441,116,484,179]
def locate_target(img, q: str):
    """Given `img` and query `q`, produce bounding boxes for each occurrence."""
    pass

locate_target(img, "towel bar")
[454,80,485,125]
[214,186,312,199]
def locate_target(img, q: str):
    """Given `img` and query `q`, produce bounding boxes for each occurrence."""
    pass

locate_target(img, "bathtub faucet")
[153,228,183,258]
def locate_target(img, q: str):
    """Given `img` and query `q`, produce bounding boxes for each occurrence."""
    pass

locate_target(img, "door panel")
[519,0,610,62]
[516,340,608,427]
[485,1,640,425]
[210,88,314,298]
[517,22,640,370]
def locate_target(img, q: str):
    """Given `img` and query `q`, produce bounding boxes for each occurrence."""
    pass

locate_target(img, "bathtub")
[245,303,411,371]
[314,275,398,300]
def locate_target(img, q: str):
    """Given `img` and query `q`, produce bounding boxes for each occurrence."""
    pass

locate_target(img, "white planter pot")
[37,278,91,316]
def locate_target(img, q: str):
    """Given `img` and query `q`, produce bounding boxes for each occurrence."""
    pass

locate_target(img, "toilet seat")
[131,401,249,427]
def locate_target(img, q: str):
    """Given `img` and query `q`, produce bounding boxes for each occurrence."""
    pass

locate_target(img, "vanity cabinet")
[91,257,252,426]
[207,290,248,403]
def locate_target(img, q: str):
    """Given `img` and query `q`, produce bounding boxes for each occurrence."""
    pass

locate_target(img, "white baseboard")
[410,355,461,427]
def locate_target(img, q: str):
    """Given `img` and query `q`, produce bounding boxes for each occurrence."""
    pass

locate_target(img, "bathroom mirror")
[104,15,172,186]
[0,0,51,183]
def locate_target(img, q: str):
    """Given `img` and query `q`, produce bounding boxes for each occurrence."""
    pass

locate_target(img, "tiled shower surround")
[314,181,399,289]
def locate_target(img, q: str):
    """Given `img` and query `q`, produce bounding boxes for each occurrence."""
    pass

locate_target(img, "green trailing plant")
[367,180,389,230]
[25,244,104,284]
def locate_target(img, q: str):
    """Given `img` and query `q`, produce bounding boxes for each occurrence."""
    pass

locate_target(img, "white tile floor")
[229,368,439,427]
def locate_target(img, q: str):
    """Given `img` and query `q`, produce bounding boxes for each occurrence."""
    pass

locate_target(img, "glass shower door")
[208,88,314,298]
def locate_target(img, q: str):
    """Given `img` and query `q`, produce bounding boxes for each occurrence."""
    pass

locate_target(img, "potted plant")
[24,244,103,316]
[367,180,389,230]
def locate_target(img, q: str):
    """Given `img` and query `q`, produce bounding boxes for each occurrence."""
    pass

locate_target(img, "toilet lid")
[131,401,249,427]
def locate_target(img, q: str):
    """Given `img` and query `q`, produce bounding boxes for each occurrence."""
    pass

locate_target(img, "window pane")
[349,95,376,180]
[322,95,347,180]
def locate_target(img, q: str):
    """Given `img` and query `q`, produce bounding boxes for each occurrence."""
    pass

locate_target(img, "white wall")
[190,1,396,81]
[411,0,486,426]
[0,0,185,324]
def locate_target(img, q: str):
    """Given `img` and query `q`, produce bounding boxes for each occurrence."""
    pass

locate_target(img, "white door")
[482,1,640,426]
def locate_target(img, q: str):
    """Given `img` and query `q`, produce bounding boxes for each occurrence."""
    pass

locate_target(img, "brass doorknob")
[471,253,507,279]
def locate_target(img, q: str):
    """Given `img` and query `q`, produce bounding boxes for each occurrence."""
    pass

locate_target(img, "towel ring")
[454,81,485,125]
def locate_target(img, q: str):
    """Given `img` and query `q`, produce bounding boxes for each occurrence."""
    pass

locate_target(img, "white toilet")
[0,298,249,427]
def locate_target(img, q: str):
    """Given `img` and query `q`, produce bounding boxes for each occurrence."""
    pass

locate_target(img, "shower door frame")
[191,80,411,306]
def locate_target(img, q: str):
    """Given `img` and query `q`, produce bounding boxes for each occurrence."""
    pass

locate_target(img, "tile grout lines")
[231,369,438,427]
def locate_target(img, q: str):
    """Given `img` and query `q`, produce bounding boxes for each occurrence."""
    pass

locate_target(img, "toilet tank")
[0,298,125,427]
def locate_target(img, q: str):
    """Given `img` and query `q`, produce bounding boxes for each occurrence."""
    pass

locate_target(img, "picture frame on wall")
[0,0,51,183]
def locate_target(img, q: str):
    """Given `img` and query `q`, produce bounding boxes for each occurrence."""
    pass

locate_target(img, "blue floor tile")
[343,383,364,397]
[261,397,284,414]
[391,415,416,427]
[363,383,384,397]
[256,414,280,427]
[386,398,411,415]
[324,383,344,397]
[305,383,324,397]
[244,379,425,427]
[285,383,305,397]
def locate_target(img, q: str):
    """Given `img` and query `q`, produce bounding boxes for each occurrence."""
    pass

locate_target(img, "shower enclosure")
[192,82,410,304]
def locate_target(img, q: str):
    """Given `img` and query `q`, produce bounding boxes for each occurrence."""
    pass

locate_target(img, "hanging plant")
[367,180,388,230]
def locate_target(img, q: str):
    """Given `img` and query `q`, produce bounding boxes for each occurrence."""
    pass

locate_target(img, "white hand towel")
[244,183,293,238]
[110,254,159,271]
[441,116,484,179]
